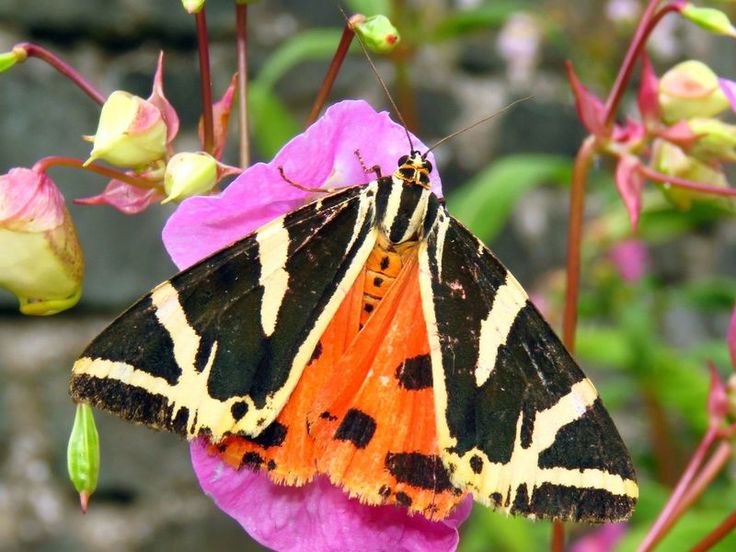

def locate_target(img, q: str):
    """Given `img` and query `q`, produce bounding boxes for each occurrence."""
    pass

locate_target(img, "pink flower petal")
[148,51,180,146]
[614,155,644,231]
[609,239,648,283]
[0,168,65,231]
[163,99,441,269]
[566,61,608,137]
[199,73,238,160]
[191,440,472,552]
[720,78,736,113]
[570,522,627,552]
[75,179,163,215]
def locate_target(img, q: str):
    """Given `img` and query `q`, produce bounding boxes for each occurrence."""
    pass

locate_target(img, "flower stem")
[638,166,736,197]
[195,9,215,155]
[32,157,159,190]
[562,135,596,351]
[637,426,719,552]
[304,21,356,128]
[551,521,565,552]
[235,2,250,168]
[13,42,105,105]
[691,509,736,552]
[603,1,679,129]
[672,441,732,521]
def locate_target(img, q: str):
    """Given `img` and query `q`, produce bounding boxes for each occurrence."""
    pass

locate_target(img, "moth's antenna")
[424,96,533,155]
[339,8,415,152]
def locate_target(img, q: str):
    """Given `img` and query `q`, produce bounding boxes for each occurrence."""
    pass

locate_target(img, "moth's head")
[393,150,432,189]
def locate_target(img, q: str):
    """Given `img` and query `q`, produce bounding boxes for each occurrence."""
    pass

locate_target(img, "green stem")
[14,42,105,105]
[235,2,250,168]
[32,157,160,190]
[195,9,215,154]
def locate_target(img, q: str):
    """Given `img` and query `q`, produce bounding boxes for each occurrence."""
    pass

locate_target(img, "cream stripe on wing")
[256,217,290,337]
[474,272,528,387]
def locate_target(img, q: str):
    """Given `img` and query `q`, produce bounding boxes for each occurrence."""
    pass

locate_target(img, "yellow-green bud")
[659,60,730,123]
[86,91,167,169]
[0,47,25,73]
[688,117,736,161]
[67,403,99,513]
[0,168,83,315]
[163,152,217,204]
[181,0,205,13]
[680,4,736,38]
[352,14,400,54]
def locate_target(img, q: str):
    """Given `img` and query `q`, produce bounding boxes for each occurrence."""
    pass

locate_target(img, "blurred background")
[1,0,735,550]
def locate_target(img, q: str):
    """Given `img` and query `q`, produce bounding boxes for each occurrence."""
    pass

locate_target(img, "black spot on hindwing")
[384,452,454,492]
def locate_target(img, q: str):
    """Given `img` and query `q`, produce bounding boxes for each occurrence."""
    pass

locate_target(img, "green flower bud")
[659,60,730,123]
[680,4,736,38]
[181,0,205,14]
[86,91,167,169]
[67,403,99,513]
[353,14,400,54]
[0,168,83,315]
[0,47,26,73]
[688,117,736,161]
[163,152,217,203]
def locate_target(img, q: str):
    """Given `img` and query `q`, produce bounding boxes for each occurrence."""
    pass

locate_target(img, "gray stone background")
[1,1,735,551]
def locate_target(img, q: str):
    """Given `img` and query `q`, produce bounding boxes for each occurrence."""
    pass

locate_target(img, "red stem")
[551,522,564,552]
[562,135,596,351]
[195,9,215,154]
[304,22,356,128]
[603,1,678,129]
[638,166,736,197]
[672,441,732,521]
[235,3,250,168]
[14,42,105,105]
[637,427,719,552]
[691,509,736,552]
[32,157,161,190]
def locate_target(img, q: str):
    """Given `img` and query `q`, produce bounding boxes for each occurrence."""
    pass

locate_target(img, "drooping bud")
[163,152,217,204]
[680,4,736,37]
[0,46,26,73]
[658,60,730,123]
[687,117,736,161]
[351,14,401,54]
[0,168,83,315]
[86,91,167,169]
[67,403,100,513]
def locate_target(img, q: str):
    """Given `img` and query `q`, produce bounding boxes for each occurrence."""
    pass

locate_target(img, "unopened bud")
[86,91,167,169]
[67,403,99,513]
[352,14,401,54]
[680,4,736,37]
[0,168,83,315]
[687,117,736,161]
[181,0,205,13]
[659,60,730,123]
[0,46,26,73]
[163,152,217,204]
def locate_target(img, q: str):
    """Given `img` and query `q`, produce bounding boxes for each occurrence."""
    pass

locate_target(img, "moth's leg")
[354,149,382,179]
[278,167,336,193]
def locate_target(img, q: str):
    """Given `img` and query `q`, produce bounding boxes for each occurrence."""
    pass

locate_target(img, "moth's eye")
[398,155,409,167]
[424,160,433,173]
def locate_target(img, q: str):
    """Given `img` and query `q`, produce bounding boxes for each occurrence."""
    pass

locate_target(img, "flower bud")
[0,46,26,73]
[181,0,205,14]
[163,152,217,204]
[0,168,83,315]
[659,61,731,123]
[680,4,736,37]
[351,14,400,54]
[86,91,167,169]
[67,403,99,513]
[687,117,736,161]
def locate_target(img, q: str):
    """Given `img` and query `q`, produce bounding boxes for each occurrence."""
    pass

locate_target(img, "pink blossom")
[609,239,649,283]
[162,100,462,550]
[570,522,627,552]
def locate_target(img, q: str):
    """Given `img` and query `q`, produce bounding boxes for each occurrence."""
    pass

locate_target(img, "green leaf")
[249,82,299,159]
[447,154,571,243]
[254,29,345,91]
[432,2,520,41]
[345,0,390,16]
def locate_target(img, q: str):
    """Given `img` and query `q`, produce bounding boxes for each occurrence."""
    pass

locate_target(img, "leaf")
[431,2,519,41]
[446,154,571,243]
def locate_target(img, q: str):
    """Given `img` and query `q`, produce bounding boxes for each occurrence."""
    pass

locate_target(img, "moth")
[71,150,638,522]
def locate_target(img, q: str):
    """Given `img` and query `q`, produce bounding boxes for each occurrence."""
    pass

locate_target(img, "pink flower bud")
[0,168,83,315]
[86,91,167,169]
[658,60,730,123]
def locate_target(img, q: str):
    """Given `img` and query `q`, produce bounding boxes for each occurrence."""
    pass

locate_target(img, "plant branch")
[32,157,161,190]
[13,42,105,105]
[195,9,215,154]
[691,509,736,552]
[672,441,732,521]
[304,21,356,128]
[235,2,250,168]
[603,1,679,128]
[639,166,736,197]
[551,521,564,552]
[637,426,719,552]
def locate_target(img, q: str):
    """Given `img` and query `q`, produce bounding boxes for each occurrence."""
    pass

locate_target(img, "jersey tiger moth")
[70,110,638,523]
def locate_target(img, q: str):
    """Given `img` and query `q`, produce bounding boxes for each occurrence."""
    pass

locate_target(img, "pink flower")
[162,100,465,550]
[609,239,649,283]
[570,522,627,552]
